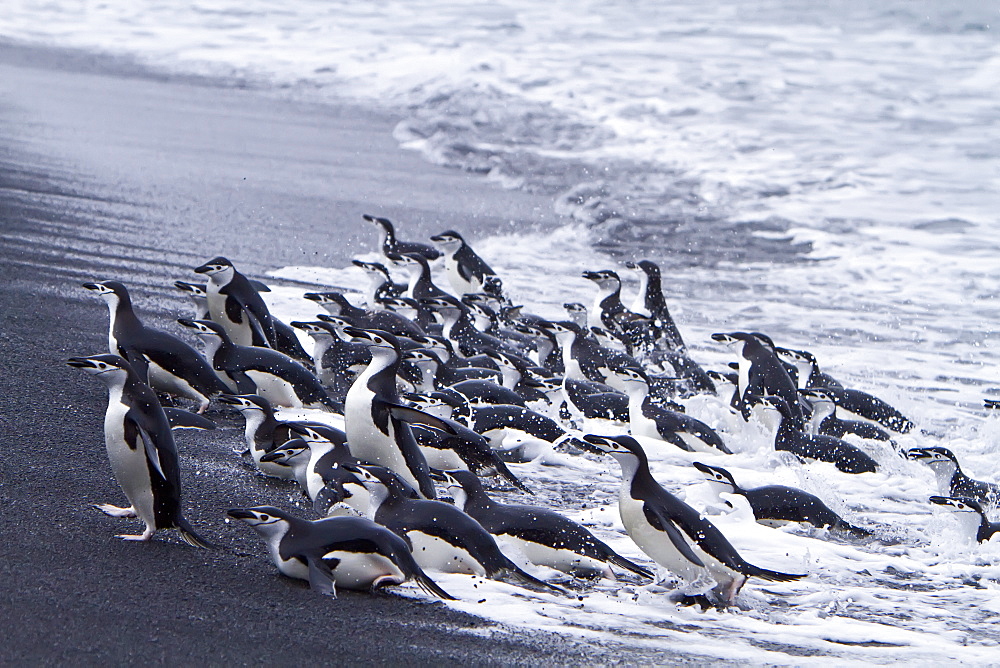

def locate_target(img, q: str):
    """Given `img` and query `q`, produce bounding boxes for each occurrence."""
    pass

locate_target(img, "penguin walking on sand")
[83,280,228,413]
[582,434,804,607]
[67,354,211,547]
[227,506,452,599]
[346,464,563,593]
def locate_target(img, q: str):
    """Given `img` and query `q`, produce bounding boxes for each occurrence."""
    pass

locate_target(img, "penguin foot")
[93,504,136,518]
[116,529,155,541]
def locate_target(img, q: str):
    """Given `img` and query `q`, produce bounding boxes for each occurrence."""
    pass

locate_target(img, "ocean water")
[6,1,1000,662]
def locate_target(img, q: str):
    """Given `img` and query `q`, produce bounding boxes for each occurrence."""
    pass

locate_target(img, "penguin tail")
[321,396,344,413]
[413,571,456,601]
[608,554,654,579]
[176,517,214,549]
[743,564,805,583]
[496,567,568,596]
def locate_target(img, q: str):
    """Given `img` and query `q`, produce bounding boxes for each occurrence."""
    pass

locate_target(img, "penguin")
[906,447,1000,508]
[178,319,342,412]
[447,379,527,408]
[774,347,843,390]
[692,462,871,537]
[421,297,523,360]
[440,469,652,579]
[289,320,371,398]
[217,393,345,477]
[928,496,1000,543]
[363,214,441,261]
[345,464,562,593]
[624,259,686,352]
[67,354,211,547]
[342,326,437,499]
[389,252,453,303]
[264,424,353,501]
[581,434,804,607]
[352,259,406,305]
[811,385,913,434]
[608,367,730,454]
[538,320,644,387]
[430,230,502,298]
[479,350,552,404]
[193,257,274,348]
[535,377,629,422]
[173,281,210,319]
[799,388,892,441]
[227,506,453,599]
[402,348,503,390]
[83,280,228,413]
[759,396,878,474]
[382,402,531,492]
[711,332,803,421]
[581,269,653,353]
[304,292,425,338]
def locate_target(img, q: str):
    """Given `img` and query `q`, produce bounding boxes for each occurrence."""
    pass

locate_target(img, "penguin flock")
[67,214,1000,610]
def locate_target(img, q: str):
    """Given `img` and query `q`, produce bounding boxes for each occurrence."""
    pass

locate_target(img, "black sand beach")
[0,43,677,665]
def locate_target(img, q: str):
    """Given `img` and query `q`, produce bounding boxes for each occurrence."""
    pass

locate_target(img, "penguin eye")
[258,514,271,521]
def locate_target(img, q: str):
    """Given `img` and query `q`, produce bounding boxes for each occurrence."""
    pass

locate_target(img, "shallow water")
[5,1,1000,661]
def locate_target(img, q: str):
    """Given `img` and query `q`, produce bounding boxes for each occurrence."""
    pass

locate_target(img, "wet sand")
[0,42,699,664]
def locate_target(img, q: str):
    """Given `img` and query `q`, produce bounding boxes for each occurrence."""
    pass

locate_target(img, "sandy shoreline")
[0,42,703,664]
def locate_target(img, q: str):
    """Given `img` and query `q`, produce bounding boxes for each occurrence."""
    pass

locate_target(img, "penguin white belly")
[147,360,204,403]
[406,531,486,575]
[631,414,663,441]
[207,288,254,346]
[445,258,478,296]
[419,446,467,472]
[323,550,406,590]
[245,371,302,409]
[497,534,607,575]
[618,493,703,584]
[345,386,417,488]
[104,400,156,528]
[677,431,718,454]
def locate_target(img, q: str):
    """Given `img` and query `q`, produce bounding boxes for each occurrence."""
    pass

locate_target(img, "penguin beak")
[581,434,614,454]
[692,461,713,475]
[226,509,257,521]
[216,395,243,406]
[581,271,601,281]
[66,357,97,369]
[342,326,369,342]
[905,448,928,461]
[711,333,735,343]
[81,282,102,291]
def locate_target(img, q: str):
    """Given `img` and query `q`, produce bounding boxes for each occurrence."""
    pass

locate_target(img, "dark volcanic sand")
[0,42,707,664]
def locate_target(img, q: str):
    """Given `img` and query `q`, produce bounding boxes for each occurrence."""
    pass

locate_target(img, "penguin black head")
[563,302,586,314]
[582,433,647,464]
[693,462,740,493]
[177,318,229,340]
[430,230,464,252]
[463,292,503,309]
[82,280,129,301]
[363,214,394,232]
[352,259,391,278]
[706,370,738,387]
[420,295,464,313]
[377,296,420,314]
[750,332,776,350]
[799,388,834,405]
[625,259,661,279]
[227,506,293,536]
[404,390,464,411]
[173,280,207,297]
[929,495,985,516]
[402,348,443,367]
[304,292,352,314]
[258,438,309,466]
[607,366,650,387]
[194,257,234,276]
[438,469,484,510]
[776,347,816,366]
[291,321,337,337]
[343,326,400,353]
[754,394,792,416]
[581,270,620,289]
[906,446,959,470]
[67,354,132,379]
[286,423,338,445]
[218,393,272,414]
[344,463,415,500]
[537,320,580,338]
[711,332,751,347]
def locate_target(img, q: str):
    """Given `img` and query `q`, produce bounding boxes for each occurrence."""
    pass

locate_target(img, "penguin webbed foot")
[116,528,156,542]
[93,503,136,518]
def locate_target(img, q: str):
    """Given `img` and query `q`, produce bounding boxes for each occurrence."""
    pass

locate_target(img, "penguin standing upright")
[194,257,310,362]
[83,280,227,412]
[430,230,503,299]
[342,326,437,498]
[67,354,211,547]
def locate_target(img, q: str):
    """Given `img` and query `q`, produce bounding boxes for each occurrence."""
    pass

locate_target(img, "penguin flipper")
[163,407,216,431]
[607,554,654,579]
[128,414,167,481]
[307,556,338,597]
[385,403,459,435]
[643,504,705,568]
